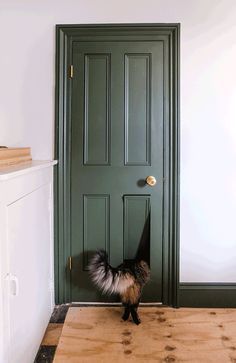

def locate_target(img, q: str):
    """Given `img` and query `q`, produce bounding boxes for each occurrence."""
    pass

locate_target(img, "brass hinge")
[69,65,74,79]
[68,256,72,270]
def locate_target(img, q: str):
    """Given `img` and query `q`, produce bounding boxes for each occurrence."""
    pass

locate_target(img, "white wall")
[0,0,236,282]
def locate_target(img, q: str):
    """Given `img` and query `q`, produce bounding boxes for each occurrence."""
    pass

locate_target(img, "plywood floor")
[53,307,236,363]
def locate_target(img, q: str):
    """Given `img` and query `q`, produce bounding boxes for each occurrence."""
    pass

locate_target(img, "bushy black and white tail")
[88,250,134,295]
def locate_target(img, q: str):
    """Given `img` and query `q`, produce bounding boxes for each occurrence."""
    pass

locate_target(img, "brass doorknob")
[146,176,157,186]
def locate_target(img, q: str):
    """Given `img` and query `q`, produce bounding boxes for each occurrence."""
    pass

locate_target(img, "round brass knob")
[146,176,157,187]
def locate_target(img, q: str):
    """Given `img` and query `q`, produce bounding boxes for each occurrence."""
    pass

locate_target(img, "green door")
[71,40,165,302]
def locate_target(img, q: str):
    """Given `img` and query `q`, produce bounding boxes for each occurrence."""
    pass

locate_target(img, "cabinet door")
[7,185,52,363]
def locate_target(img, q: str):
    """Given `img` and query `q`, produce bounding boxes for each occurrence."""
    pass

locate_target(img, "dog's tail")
[88,250,134,295]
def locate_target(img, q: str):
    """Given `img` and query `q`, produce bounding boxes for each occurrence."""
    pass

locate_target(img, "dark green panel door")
[71,41,165,302]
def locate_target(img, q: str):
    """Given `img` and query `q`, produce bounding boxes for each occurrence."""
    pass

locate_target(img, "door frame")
[54,24,180,307]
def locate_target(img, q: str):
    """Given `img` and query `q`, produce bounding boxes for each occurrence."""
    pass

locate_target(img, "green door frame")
[54,24,180,307]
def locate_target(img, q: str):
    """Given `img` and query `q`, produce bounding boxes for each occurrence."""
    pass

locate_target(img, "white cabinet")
[0,161,56,363]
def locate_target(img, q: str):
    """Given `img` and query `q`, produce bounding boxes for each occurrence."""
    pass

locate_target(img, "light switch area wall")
[0,0,236,282]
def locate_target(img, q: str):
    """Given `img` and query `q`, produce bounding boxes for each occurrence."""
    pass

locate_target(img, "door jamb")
[54,23,180,307]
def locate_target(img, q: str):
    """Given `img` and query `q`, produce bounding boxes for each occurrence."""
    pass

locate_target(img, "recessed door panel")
[83,195,110,269]
[123,195,150,260]
[84,54,111,165]
[125,54,151,165]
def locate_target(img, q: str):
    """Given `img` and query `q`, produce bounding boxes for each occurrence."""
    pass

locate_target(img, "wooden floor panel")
[53,307,236,362]
[41,323,63,346]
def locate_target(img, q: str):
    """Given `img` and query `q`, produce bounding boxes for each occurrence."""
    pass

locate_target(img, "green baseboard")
[179,283,236,308]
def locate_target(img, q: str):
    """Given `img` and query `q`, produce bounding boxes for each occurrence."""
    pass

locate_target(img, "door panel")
[124,53,151,165]
[71,41,165,302]
[83,194,110,269]
[84,54,111,165]
[123,195,150,260]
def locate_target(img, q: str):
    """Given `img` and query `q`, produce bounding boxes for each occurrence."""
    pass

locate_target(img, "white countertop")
[0,160,58,181]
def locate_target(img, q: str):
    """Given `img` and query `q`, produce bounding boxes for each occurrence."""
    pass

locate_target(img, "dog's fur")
[88,250,150,324]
